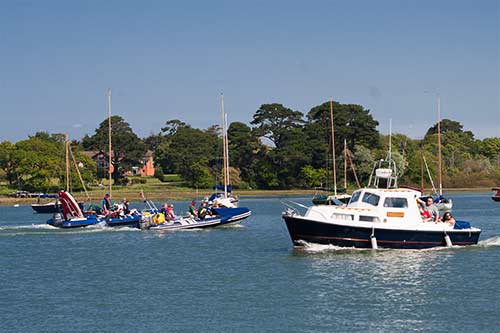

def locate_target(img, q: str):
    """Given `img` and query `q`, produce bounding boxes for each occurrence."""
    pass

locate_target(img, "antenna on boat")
[107,88,112,198]
[329,98,337,196]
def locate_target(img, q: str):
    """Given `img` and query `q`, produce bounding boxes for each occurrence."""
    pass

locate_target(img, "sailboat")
[425,95,453,212]
[207,94,252,224]
[312,99,351,205]
[31,134,85,213]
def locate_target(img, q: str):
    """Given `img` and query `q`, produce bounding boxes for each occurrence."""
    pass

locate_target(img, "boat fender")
[153,213,165,224]
[444,232,452,247]
[370,227,378,249]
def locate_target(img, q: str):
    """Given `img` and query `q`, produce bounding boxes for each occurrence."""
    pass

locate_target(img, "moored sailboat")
[312,100,353,206]
[207,93,251,225]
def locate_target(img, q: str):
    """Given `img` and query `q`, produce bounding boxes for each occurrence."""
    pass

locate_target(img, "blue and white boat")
[139,214,222,231]
[47,191,145,228]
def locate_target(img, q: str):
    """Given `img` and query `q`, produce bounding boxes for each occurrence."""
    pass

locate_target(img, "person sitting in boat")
[198,201,212,219]
[166,204,176,220]
[418,204,432,222]
[423,197,440,222]
[102,193,112,215]
[160,203,168,215]
[122,198,130,215]
[188,201,198,217]
[442,212,456,226]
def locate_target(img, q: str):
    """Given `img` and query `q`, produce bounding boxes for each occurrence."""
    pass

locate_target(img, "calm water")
[1,193,499,332]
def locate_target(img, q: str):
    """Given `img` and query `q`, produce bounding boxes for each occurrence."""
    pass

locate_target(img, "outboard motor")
[48,212,65,227]
[139,213,153,230]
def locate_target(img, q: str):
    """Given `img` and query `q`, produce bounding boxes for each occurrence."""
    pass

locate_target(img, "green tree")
[227,122,262,186]
[82,116,146,184]
[0,141,16,186]
[155,125,219,186]
[251,103,304,148]
[11,136,65,191]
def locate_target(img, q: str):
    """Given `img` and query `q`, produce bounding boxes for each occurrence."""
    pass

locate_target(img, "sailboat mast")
[220,93,228,197]
[437,94,442,196]
[329,99,337,196]
[343,139,347,191]
[65,133,70,192]
[225,113,230,192]
[107,88,112,198]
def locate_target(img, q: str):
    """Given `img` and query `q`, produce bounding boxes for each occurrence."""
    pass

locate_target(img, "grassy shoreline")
[0,187,493,205]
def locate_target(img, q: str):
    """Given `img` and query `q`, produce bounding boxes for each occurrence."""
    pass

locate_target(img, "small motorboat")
[312,190,351,206]
[492,188,500,202]
[47,191,144,228]
[139,213,222,231]
[31,193,85,214]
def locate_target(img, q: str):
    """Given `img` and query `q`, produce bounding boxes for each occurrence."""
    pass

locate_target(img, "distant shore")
[0,187,493,205]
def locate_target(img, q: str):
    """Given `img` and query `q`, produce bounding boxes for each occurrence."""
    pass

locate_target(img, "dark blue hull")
[32,202,84,214]
[105,215,141,228]
[211,207,251,225]
[283,216,480,249]
[47,216,101,228]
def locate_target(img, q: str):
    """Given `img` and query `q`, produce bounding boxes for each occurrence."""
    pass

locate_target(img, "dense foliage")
[1,99,499,192]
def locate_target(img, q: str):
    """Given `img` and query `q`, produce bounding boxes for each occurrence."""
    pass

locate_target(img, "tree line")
[0,100,499,192]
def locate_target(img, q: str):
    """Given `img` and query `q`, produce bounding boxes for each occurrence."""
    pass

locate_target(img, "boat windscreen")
[362,192,380,206]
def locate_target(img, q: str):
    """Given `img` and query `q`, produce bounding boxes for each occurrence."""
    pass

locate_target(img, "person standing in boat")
[102,193,112,215]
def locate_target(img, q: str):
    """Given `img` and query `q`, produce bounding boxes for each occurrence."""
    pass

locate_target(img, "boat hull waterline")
[283,215,480,249]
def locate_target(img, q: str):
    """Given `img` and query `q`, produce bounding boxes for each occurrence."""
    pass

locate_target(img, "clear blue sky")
[1,0,498,142]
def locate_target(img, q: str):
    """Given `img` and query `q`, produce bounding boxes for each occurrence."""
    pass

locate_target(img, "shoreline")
[0,187,493,205]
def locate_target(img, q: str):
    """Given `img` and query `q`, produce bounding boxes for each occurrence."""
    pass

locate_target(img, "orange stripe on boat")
[387,211,404,218]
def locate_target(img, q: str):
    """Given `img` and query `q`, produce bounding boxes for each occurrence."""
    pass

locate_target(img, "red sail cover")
[58,190,84,219]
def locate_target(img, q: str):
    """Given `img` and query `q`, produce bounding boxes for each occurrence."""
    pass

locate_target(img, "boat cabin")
[305,188,426,226]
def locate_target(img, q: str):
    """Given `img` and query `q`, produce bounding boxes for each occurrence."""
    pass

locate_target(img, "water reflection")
[298,249,449,331]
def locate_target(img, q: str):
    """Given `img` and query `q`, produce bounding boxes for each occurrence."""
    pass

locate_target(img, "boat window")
[361,192,380,206]
[331,213,354,221]
[359,215,380,222]
[350,191,361,203]
[383,197,408,208]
